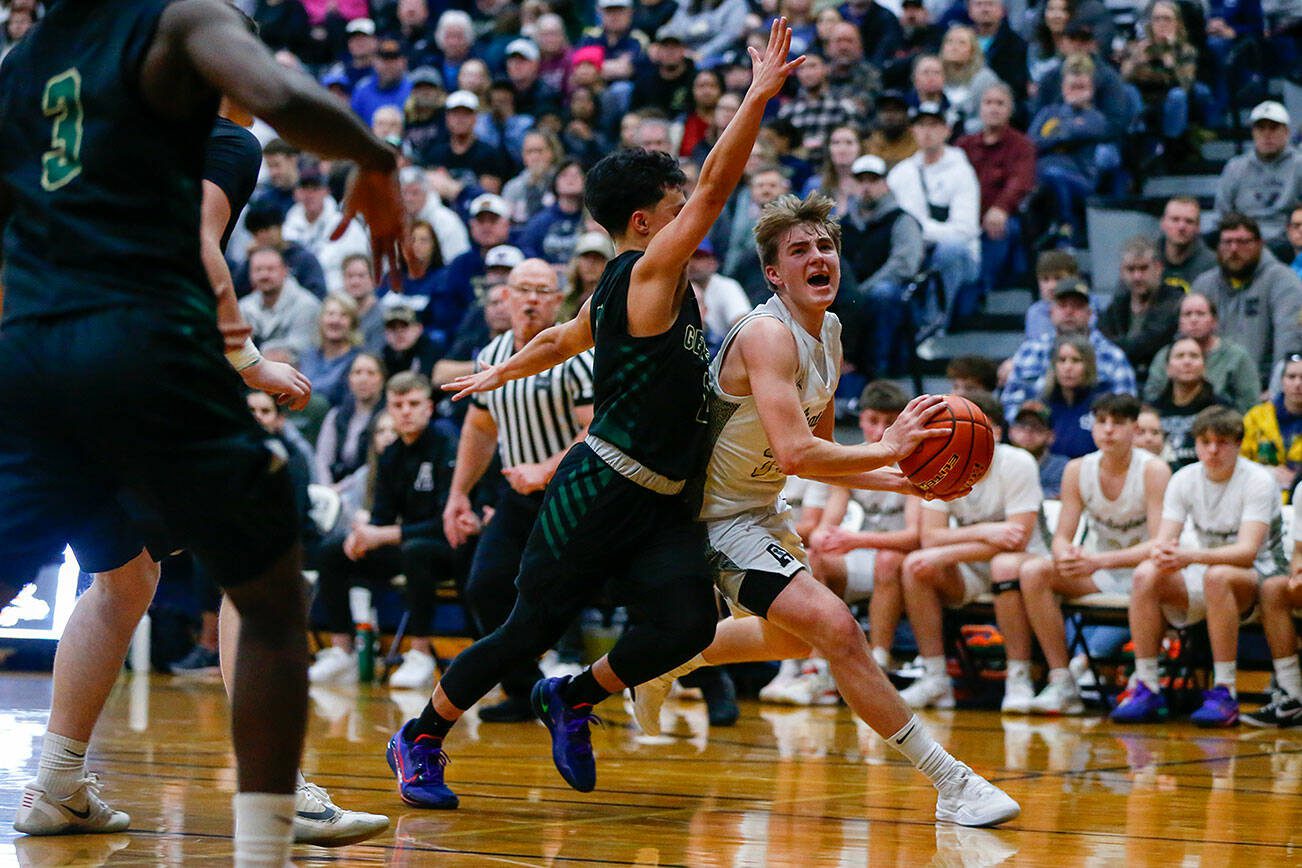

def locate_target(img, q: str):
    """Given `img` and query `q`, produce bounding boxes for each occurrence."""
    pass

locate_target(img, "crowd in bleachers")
[11,0,1302,725]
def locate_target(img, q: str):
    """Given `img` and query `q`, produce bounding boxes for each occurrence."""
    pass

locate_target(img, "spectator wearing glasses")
[1191,212,1302,385]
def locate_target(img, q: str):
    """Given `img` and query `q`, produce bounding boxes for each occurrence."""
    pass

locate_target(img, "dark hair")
[860,380,910,413]
[764,116,801,149]
[1036,249,1079,279]
[1034,0,1076,55]
[1090,392,1142,421]
[551,158,585,197]
[409,219,444,271]
[1190,405,1243,441]
[584,148,686,236]
[1180,291,1218,319]
[964,389,1006,431]
[244,205,285,233]
[946,355,999,391]
[1217,211,1262,241]
[691,68,725,113]
[263,138,298,158]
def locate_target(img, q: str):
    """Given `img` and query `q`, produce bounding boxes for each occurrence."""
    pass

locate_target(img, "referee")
[442,258,595,722]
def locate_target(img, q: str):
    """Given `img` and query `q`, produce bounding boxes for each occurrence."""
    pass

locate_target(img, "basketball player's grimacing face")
[1090,412,1135,454]
[859,409,900,445]
[765,223,840,307]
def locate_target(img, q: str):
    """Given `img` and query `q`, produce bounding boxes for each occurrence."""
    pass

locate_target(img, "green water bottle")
[1258,440,1279,465]
[357,623,375,684]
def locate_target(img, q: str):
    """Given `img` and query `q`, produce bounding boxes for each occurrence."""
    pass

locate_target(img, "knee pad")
[992,579,1021,595]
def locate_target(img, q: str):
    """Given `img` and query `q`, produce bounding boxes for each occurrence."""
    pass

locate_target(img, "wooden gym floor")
[0,671,1299,866]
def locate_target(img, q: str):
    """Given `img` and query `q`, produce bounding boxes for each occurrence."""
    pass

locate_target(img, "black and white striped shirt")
[472,331,595,468]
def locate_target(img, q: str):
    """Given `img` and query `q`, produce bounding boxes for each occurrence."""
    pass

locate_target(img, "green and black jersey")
[0,0,218,327]
[586,251,711,485]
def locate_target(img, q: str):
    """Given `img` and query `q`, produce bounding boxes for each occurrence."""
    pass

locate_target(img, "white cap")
[445,90,480,112]
[573,231,615,258]
[598,0,633,8]
[469,194,511,219]
[484,245,525,269]
[345,17,376,35]
[505,38,541,62]
[851,154,887,177]
[1249,100,1291,127]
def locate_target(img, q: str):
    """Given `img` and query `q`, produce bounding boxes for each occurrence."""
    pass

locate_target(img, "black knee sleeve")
[992,579,1021,595]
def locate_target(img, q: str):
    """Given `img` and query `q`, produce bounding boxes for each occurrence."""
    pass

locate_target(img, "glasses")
[509,283,559,296]
[1218,236,1259,247]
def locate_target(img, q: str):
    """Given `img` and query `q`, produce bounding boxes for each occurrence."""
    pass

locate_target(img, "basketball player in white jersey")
[1017,393,1171,715]
[632,193,1020,827]
[1112,406,1288,727]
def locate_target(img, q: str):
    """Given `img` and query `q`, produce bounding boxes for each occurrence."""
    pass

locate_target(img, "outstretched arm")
[443,298,596,401]
[627,19,804,335]
[200,180,311,409]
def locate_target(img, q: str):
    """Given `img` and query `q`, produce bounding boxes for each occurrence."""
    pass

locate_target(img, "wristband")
[225,337,262,372]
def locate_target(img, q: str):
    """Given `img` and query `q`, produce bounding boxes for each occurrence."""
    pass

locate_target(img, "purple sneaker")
[386,722,459,809]
[1190,685,1239,728]
[531,676,599,792]
[1109,681,1168,723]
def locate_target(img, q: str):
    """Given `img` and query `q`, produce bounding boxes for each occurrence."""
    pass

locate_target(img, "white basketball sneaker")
[934,762,1021,827]
[388,648,437,690]
[1028,679,1085,716]
[759,659,802,704]
[631,674,675,736]
[900,675,956,709]
[778,659,840,706]
[1000,677,1034,714]
[293,780,389,847]
[13,775,130,836]
[308,647,358,686]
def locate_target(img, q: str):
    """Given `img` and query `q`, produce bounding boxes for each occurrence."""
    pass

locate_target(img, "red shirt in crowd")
[956,127,1037,219]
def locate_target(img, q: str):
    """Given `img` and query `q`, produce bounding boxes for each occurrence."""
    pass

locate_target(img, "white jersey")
[1078,448,1158,552]
[1162,457,1289,577]
[923,443,1050,551]
[699,296,842,521]
[851,486,908,532]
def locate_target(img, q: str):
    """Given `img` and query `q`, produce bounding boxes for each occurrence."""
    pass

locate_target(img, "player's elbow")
[771,442,810,477]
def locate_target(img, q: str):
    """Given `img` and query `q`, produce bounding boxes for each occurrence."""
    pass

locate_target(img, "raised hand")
[332,166,417,292]
[746,17,805,102]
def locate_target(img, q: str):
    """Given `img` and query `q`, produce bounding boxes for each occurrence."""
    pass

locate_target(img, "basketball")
[897,395,996,499]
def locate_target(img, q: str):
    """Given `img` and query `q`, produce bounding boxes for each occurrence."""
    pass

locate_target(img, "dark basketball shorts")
[0,306,297,589]
[515,443,711,615]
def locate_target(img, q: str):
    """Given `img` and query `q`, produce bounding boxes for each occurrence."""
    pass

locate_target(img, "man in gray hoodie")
[842,154,925,375]
[1191,212,1302,384]
[1215,101,1302,242]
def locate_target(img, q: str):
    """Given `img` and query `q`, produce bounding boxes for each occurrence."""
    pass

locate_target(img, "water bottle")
[1258,440,1279,465]
[357,622,375,684]
[130,612,151,673]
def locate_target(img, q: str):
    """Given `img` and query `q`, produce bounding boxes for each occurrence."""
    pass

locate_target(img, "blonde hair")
[942,26,986,85]
[753,192,843,271]
[317,291,362,349]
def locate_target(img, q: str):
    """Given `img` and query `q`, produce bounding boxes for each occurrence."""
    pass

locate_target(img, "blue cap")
[321,68,351,90]
[694,239,715,257]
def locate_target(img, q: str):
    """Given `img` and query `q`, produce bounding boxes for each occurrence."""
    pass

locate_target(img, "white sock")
[663,653,707,682]
[1048,668,1073,687]
[922,656,947,681]
[1275,655,1302,700]
[295,770,307,789]
[1134,657,1160,691]
[35,732,88,798]
[1006,659,1032,686]
[1213,661,1237,696]
[871,647,890,670]
[233,792,295,868]
[887,715,958,786]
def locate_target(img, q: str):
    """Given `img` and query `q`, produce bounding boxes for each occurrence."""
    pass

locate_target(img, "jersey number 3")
[41,69,83,192]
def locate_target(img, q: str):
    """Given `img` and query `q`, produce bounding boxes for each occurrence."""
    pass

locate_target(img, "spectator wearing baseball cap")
[687,238,751,345]
[1007,400,1068,497]
[424,193,518,354]
[421,90,515,192]
[1216,102,1301,242]
[403,67,447,161]
[381,300,441,380]
[283,161,372,296]
[863,90,918,169]
[560,232,616,322]
[841,152,925,377]
[887,100,981,335]
[630,29,697,117]
[505,37,563,118]
[351,37,414,130]
[578,0,646,115]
